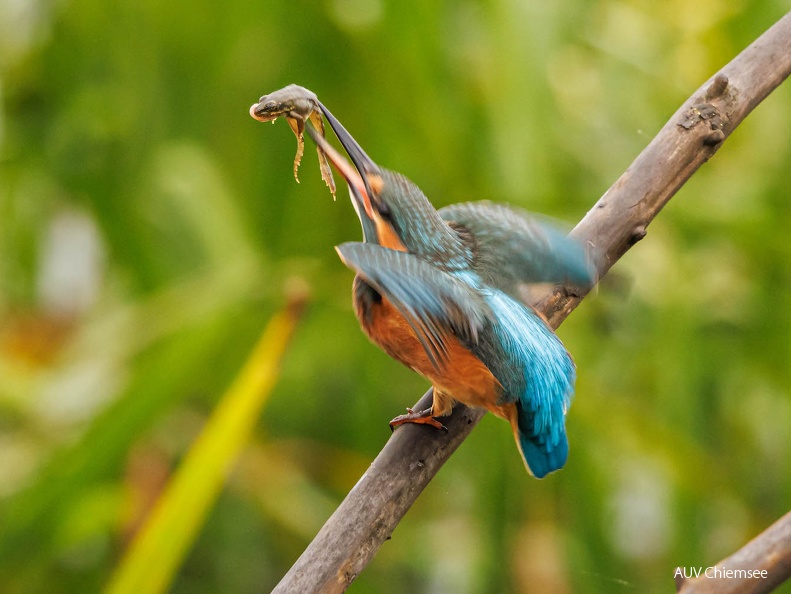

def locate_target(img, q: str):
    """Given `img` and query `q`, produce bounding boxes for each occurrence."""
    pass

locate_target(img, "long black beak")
[316,102,385,203]
[316,102,375,176]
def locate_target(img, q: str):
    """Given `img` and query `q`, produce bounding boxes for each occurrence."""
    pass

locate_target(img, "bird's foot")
[389,407,448,433]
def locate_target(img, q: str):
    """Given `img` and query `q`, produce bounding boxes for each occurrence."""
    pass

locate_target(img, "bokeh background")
[1,0,790,592]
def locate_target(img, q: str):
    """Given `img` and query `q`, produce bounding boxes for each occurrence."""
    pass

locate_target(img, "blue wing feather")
[336,242,490,368]
[439,201,594,301]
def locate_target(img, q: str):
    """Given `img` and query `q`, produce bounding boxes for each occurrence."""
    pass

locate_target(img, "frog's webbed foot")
[309,111,337,200]
[286,116,306,183]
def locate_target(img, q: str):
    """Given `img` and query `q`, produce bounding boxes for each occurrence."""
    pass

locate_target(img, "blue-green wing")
[439,201,594,300]
[336,242,490,368]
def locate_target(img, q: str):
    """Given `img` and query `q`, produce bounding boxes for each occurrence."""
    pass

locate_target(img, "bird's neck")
[400,205,470,270]
[384,173,471,269]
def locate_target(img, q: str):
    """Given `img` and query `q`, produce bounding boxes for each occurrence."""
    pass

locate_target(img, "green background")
[1,0,790,592]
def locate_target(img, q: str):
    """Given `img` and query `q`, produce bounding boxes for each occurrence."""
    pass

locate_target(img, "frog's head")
[249,97,288,122]
[250,84,317,122]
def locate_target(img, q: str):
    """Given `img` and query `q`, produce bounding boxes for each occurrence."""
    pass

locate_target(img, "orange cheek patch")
[373,214,408,252]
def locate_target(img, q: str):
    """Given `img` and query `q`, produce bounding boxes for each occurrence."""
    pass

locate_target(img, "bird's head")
[306,105,467,266]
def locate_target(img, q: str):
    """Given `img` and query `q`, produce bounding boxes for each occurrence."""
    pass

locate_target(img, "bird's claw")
[389,407,448,433]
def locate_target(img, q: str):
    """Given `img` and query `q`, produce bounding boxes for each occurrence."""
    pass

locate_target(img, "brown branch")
[272,11,791,594]
[675,510,791,594]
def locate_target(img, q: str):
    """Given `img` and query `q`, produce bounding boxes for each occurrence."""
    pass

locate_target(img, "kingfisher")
[304,108,594,478]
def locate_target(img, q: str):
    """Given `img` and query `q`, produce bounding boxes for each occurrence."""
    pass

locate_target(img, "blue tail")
[477,290,576,478]
[515,402,569,478]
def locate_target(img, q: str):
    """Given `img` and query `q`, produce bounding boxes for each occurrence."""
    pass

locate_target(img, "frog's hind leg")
[309,112,337,199]
[286,117,306,183]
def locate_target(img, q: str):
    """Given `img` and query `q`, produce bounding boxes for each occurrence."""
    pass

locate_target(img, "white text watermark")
[674,566,768,580]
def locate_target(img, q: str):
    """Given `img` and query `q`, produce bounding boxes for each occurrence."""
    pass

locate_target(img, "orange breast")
[356,291,503,414]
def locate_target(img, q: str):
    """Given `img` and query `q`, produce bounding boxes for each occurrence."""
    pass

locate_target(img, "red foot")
[389,407,448,432]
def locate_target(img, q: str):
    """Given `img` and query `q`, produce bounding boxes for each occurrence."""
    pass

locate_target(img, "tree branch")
[676,510,791,594]
[272,11,791,594]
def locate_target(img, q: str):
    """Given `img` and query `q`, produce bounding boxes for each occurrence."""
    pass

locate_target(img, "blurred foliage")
[1,0,790,593]
[105,300,303,594]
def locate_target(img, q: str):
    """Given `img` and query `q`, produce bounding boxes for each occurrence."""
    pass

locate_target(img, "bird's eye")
[377,201,391,219]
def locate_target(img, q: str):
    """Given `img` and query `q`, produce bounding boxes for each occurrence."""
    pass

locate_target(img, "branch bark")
[273,11,791,594]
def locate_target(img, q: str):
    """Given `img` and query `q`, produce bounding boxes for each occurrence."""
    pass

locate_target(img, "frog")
[249,84,336,199]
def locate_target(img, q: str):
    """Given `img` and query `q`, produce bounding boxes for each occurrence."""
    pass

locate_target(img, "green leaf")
[103,297,306,594]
